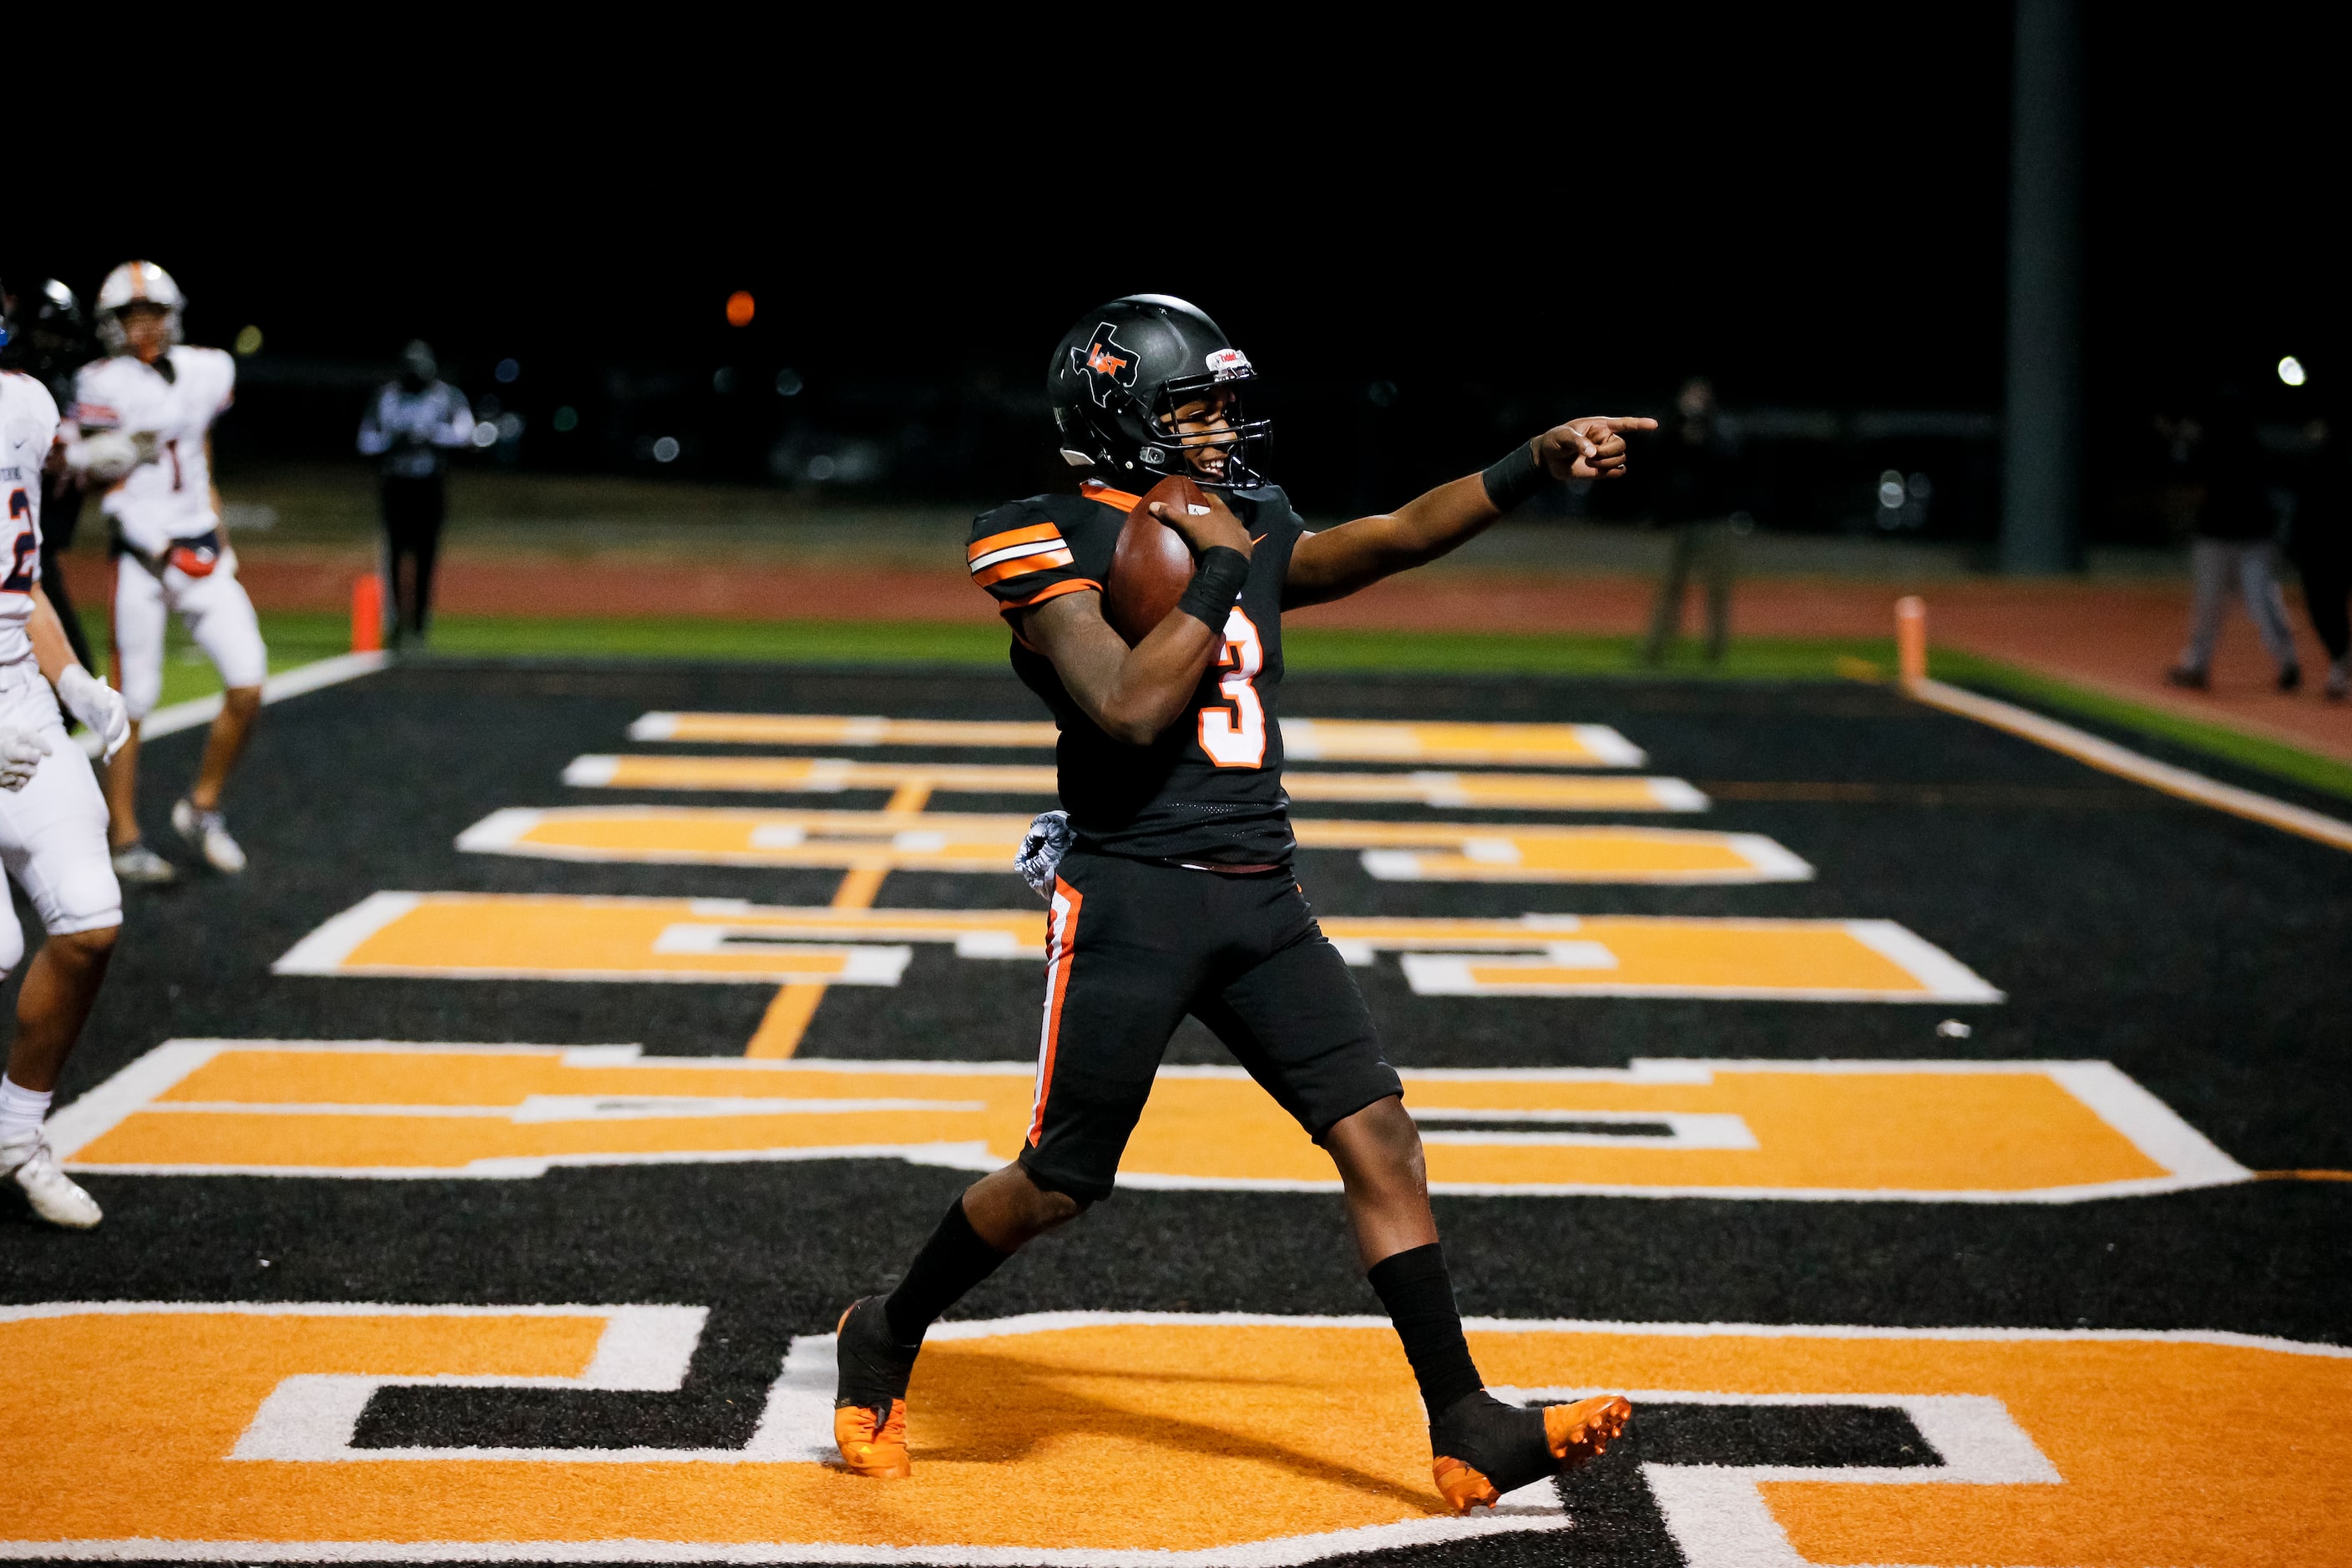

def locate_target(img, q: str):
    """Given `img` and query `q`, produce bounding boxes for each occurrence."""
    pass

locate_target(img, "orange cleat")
[833,1398,910,1479]
[1544,1393,1632,1468]
[1432,1393,1632,1513]
[1433,1454,1503,1513]
[832,1297,920,1479]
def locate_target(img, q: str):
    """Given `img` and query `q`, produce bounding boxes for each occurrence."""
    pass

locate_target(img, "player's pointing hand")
[1536,417,1659,481]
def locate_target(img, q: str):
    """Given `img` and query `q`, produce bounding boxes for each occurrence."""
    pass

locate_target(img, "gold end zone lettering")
[273,895,1990,1001]
[56,1044,2243,1199]
[457,808,1806,883]
[567,755,1710,812]
[620,712,1646,767]
[3,1309,2342,1562]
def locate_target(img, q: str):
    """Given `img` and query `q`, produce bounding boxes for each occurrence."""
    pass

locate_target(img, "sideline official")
[1641,376,1744,665]
[2166,385,2301,692]
[357,341,473,646]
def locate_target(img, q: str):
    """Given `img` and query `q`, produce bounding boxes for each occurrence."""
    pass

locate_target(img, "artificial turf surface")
[3,654,2346,1562]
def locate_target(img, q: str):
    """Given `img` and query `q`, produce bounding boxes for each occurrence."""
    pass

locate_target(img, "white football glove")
[58,665,131,762]
[0,728,49,792]
[66,429,159,483]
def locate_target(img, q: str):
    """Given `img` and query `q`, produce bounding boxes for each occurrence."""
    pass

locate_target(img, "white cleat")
[110,841,178,885]
[172,797,247,873]
[2,1131,102,1229]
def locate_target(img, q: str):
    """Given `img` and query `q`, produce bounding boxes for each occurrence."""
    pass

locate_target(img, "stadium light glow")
[2278,356,2307,387]
[496,358,521,384]
[233,325,263,356]
[726,291,756,327]
[653,436,680,463]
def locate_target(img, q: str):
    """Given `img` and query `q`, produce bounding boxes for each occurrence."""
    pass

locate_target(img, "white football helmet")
[94,260,185,355]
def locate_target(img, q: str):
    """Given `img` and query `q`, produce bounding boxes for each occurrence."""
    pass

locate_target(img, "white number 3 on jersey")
[1198,609,1267,768]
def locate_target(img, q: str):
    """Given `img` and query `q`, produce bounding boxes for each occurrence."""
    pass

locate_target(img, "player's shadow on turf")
[914,1348,1439,1510]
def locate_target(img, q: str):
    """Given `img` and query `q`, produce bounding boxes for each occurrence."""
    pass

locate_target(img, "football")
[1102,473,1207,645]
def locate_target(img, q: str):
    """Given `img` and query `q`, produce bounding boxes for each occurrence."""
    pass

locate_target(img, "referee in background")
[1641,375,1744,665]
[357,341,473,646]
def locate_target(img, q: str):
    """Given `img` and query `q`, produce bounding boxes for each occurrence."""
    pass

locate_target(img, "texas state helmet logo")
[1071,323,1139,407]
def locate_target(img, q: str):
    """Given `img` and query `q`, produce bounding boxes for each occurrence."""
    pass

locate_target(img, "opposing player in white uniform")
[66,261,267,882]
[0,301,135,1228]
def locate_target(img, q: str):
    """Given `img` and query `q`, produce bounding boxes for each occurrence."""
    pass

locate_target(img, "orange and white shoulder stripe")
[1080,478,1142,510]
[969,522,1076,589]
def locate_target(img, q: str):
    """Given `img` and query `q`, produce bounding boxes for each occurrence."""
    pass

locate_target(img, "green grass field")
[110,608,2352,804]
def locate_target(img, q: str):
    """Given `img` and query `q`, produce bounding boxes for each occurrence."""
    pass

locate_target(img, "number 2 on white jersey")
[1198,608,1266,768]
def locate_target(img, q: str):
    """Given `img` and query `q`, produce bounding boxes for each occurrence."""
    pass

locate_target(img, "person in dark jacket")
[2288,411,2349,701]
[1641,376,1743,664]
[357,341,474,646]
[2167,386,2300,690]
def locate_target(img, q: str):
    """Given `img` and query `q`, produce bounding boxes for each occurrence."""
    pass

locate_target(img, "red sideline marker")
[351,574,384,655]
[1896,594,1927,686]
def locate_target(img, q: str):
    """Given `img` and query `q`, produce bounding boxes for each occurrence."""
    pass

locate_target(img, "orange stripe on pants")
[1027,876,1083,1147]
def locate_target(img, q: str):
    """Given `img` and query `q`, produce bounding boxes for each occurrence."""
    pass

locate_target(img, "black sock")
[1368,1242,1485,1420]
[883,1195,1013,1344]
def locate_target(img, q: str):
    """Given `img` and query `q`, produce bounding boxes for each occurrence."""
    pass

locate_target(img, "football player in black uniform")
[835,295,1655,1511]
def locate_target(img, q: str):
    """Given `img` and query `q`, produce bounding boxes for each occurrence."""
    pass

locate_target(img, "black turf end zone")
[5,659,2344,1566]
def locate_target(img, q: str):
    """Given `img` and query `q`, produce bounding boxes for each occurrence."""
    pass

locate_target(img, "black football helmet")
[1046,295,1271,489]
[0,279,89,379]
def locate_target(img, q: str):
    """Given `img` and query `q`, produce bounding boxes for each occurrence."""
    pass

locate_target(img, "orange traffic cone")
[352,574,384,654]
[1895,595,1926,686]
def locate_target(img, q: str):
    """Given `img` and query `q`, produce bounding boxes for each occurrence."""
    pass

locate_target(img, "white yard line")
[1908,675,2352,853]
[76,650,388,756]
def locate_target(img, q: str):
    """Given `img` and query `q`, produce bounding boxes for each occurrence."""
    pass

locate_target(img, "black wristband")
[1176,546,1251,629]
[1480,439,1551,512]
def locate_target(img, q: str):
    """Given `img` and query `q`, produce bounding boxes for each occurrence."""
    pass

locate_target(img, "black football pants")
[2299,545,2350,663]
[379,475,447,641]
[1020,847,1403,1204]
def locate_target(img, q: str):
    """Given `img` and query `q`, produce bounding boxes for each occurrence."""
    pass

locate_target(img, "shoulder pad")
[968,495,1055,546]
[2,372,61,427]
[969,494,1104,609]
[1077,477,1146,513]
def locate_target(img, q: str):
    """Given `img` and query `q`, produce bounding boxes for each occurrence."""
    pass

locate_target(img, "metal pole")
[2001,0,2082,573]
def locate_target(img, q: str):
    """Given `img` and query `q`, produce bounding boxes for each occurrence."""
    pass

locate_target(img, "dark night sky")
[4,13,2334,527]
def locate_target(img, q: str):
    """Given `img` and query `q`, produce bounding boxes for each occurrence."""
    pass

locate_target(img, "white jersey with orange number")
[70,346,235,554]
[0,370,61,669]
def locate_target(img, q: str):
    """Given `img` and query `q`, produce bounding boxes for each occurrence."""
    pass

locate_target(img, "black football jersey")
[967,476,1303,865]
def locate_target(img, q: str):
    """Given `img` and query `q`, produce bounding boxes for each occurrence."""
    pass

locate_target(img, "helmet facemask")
[99,301,182,358]
[1133,371,1272,490]
[1063,363,1272,492]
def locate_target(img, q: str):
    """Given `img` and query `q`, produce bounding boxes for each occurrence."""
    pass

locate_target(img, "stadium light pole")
[2000,0,2082,574]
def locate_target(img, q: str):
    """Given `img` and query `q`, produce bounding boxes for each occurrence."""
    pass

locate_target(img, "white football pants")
[111,551,269,721]
[0,660,122,978]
